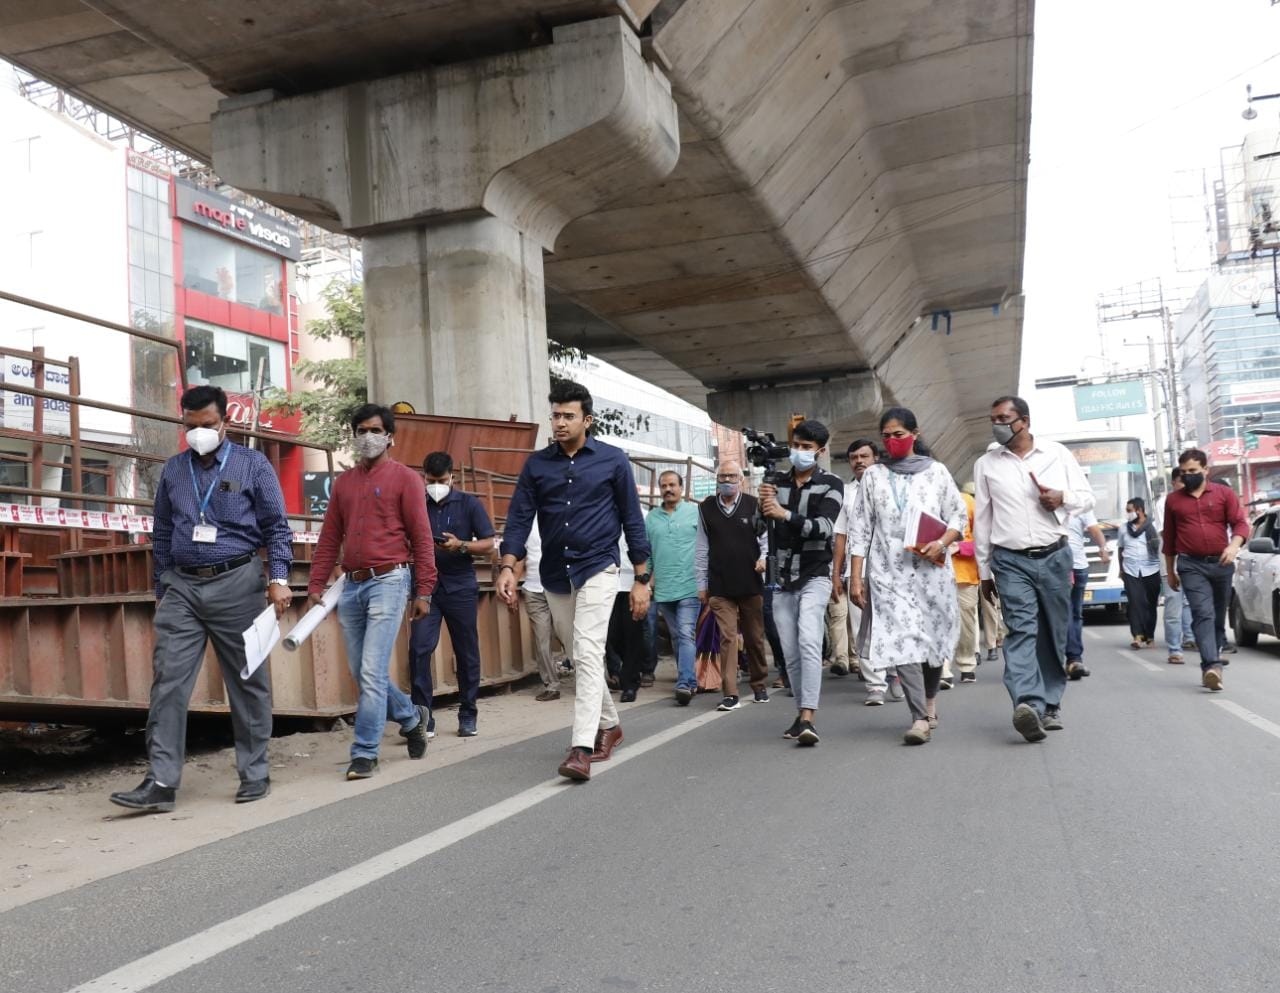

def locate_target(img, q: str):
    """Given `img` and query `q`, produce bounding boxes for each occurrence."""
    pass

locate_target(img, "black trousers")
[1122,571,1161,640]
[606,592,646,691]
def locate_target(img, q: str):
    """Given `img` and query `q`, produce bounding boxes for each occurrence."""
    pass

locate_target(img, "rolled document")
[283,574,346,651]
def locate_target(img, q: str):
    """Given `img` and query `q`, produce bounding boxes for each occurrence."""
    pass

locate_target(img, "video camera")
[742,427,790,484]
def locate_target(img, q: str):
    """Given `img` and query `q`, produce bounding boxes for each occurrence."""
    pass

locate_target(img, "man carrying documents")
[110,386,294,813]
[848,407,967,745]
[974,396,1094,743]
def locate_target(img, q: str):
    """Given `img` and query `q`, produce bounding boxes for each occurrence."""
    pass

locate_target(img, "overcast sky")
[1020,0,1280,445]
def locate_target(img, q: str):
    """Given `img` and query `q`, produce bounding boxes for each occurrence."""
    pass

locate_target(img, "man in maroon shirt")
[309,404,438,778]
[1162,448,1249,691]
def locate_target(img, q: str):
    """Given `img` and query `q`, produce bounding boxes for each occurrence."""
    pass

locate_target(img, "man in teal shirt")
[646,471,701,704]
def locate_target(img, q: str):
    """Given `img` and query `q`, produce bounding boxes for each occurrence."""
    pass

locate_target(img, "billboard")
[1,355,71,435]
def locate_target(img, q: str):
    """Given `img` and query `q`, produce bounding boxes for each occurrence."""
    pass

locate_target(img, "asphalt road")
[5,616,1280,993]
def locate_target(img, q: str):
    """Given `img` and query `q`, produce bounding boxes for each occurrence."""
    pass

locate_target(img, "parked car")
[1230,510,1280,646]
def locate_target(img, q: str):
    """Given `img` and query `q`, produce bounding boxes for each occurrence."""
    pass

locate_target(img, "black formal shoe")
[235,778,271,803]
[109,777,175,813]
[457,719,478,738]
[401,705,429,759]
[620,688,638,703]
[1066,660,1085,681]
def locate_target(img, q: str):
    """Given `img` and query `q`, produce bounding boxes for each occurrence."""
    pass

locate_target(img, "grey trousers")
[523,589,560,691]
[991,544,1072,714]
[147,560,273,788]
[896,662,943,722]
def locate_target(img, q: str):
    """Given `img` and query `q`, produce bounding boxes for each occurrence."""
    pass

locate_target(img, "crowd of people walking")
[110,380,1254,809]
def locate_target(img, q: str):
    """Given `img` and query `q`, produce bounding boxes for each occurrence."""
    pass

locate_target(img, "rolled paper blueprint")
[283,574,346,651]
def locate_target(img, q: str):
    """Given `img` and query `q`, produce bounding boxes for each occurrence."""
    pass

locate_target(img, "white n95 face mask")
[427,483,451,503]
[185,426,222,456]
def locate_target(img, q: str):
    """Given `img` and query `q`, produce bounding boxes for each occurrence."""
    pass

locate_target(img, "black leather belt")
[999,536,1068,559]
[346,562,409,583]
[177,553,255,578]
[1179,553,1223,563]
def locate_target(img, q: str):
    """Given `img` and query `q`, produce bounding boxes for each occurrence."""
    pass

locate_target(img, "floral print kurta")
[849,462,968,669]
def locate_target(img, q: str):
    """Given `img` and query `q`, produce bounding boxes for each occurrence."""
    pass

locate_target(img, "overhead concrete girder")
[211,17,679,425]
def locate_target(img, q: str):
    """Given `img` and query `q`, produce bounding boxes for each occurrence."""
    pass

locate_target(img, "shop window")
[184,319,286,393]
[0,451,28,504]
[182,225,283,314]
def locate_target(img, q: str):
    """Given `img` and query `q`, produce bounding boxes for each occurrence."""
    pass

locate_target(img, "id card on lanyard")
[189,446,230,543]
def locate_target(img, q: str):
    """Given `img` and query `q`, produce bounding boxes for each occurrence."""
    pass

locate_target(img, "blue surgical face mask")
[790,448,817,471]
[717,482,740,498]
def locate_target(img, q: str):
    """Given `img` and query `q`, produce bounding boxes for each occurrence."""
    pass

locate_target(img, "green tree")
[264,280,366,450]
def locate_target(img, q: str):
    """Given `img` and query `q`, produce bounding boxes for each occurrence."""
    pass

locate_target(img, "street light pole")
[1148,337,1169,493]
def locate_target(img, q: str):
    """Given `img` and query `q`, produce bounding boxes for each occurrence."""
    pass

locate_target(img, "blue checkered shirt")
[152,440,293,595]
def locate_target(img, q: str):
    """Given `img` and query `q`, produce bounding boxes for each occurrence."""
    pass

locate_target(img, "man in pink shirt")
[310,404,438,779]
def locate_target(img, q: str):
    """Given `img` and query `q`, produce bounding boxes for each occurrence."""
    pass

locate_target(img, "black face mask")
[1181,472,1205,492]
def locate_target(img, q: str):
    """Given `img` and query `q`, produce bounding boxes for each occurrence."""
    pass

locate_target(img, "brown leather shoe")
[590,725,623,763]
[557,747,592,781]
[535,689,561,702]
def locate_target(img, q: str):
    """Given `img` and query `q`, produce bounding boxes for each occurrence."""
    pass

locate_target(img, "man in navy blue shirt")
[409,451,496,737]
[497,381,651,782]
[110,385,293,813]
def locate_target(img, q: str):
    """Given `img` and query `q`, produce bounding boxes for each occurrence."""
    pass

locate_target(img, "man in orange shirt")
[943,481,981,687]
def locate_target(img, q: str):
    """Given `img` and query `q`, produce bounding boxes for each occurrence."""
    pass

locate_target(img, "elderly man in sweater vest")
[696,460,771,711]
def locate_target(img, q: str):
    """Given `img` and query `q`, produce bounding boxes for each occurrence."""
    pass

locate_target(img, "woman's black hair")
[1128,496,1146,514]
[878,406,933,458]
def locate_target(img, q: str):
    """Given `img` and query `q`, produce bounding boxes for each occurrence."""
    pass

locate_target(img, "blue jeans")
[337,568,420,760]
[658,597,700,690]
[1162,577,1193,650]
[1065,566,1089,662]
[991,544,1072,714]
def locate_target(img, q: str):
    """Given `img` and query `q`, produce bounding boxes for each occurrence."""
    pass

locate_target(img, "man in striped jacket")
[757,419,844,747]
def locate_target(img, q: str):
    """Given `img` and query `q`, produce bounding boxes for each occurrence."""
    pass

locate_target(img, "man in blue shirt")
[497,380,651,782]
[645,470,701,704]
[409,451,495,737]
[110,385,293,813]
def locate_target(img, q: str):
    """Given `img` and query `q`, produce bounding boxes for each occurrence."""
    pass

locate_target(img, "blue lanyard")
[188,445,230,525]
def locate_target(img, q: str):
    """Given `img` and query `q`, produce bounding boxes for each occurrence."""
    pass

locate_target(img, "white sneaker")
[864,690,885,706]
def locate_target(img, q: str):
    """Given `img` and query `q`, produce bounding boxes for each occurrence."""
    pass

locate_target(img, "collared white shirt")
[832,476,861,579]
[973,438,1094,580]
[1065,509,1099,570]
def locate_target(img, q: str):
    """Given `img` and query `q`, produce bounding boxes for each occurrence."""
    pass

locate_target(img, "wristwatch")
[268,578,290,588]
[634,572,651,584]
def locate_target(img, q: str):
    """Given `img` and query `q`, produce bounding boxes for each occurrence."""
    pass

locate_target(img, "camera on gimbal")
[742,427,790,486]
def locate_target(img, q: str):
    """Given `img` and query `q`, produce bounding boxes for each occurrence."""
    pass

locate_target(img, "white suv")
[1230,510,1280,646]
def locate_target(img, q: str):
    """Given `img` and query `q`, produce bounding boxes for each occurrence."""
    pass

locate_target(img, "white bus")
[1050,433,1151,610]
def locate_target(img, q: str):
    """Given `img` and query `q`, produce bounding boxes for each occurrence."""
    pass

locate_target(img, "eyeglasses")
[716,474,740,482]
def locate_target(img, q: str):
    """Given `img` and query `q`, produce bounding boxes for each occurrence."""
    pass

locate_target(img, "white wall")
[0,78,131,438]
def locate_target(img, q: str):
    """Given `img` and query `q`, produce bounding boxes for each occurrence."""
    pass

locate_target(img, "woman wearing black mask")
[1118,496,1161,649]
[848,408,968,744]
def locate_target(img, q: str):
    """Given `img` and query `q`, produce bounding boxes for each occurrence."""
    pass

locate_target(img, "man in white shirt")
[1152,469,1194,662]
[974,396,1095,742]
[831,439,885,700]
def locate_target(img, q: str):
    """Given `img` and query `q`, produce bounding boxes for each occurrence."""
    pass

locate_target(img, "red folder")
[903,507,949,565]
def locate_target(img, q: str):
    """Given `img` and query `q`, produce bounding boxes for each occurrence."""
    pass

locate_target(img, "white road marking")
[1211,699,1280,741]
[65,708,725,993]
[1120,650,1163,672]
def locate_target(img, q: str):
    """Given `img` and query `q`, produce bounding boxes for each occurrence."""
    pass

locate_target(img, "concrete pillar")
[362,217,549,422]
[212,17,679,424]
[707,372,884,448]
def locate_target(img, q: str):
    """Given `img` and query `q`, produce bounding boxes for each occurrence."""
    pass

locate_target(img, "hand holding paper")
[241,606,281,680]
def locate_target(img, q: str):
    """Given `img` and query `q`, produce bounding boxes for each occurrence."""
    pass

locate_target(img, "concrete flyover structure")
[1,0,1032,471]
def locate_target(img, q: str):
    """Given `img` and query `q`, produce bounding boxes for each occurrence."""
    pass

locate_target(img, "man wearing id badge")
[110,386,294,813]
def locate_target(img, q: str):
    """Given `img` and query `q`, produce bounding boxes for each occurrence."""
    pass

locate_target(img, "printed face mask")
[354,432,390,460]
[185,426,222,456]
[884,435,915,460]
[789,448,817,471]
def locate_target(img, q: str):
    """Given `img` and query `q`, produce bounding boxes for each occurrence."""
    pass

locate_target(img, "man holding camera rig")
[755,420,844,747]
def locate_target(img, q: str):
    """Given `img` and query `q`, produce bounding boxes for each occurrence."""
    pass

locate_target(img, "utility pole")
[1148,337,1169,491]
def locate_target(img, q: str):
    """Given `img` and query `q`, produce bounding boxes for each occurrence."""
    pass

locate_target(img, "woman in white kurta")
[850,407,968,745]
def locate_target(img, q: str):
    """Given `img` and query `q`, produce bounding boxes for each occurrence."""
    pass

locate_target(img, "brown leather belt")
[346,562,409,583]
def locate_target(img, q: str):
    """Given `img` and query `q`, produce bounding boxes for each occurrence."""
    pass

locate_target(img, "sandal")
[927,713,939,730]
[903,721,932,745]
[1129,639,1142,649]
